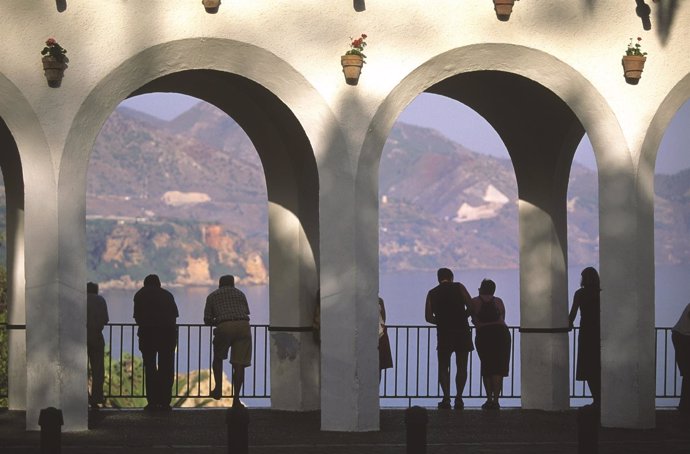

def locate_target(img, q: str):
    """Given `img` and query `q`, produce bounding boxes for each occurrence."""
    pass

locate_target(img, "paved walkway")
[1,407,689,453]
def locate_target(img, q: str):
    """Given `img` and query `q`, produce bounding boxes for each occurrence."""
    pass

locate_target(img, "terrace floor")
[1,407,689,453]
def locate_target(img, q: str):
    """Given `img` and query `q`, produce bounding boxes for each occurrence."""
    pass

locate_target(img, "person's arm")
[568,292,580,328]
[425,293,436,325]
[203,296,215,326]
[102,297,109,326]
[497,297,506,322]
[459,284,473,319]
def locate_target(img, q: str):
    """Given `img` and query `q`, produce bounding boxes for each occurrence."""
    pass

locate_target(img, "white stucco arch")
[23,37,351,429]
[356,43,653,427]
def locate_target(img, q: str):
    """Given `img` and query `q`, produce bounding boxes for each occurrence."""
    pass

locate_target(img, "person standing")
[568,266,601,408]
[204,275,252,407]
[672,302,690,414]
[87,282,109,409]
[470,279,511,410]
[425,267,474,409]
[378,296,394,383]
[133,274,179,411]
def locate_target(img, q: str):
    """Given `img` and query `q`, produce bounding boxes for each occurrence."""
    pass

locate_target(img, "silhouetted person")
[204,275,251,407]
[378,296,393,383]
[133,274,179,411]
[470,279,511,410]
[425,267,474,409]
[569,266,601,408]
[672,302,690,414]
[87,281,109,409]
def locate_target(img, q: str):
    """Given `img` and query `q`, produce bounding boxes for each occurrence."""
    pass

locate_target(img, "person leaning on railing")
[204,275,252,408]
[672,302,690,414]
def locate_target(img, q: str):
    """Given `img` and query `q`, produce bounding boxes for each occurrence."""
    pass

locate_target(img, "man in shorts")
[425,267,474,409]
[204,275,252,407]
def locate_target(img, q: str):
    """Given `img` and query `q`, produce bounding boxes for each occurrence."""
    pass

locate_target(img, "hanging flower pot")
[493,0,515,21]
[341,55,364,86]
[341,34,367,86]
[202,0,221,13]
[622,56,646,82]
[42,56,67,87]
[622,37,648,84]
[40,38,68,88]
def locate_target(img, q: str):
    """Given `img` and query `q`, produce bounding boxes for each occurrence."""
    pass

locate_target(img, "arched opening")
[653,98,690,407]
[378,92,519,407]
[80,69,321,411]
[87,92,271,407]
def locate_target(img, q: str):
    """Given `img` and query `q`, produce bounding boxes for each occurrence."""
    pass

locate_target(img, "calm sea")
[102,265,690,327]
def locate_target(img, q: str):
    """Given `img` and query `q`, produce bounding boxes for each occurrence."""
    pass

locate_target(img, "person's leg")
[211,356,224,399]
[141,348,157,409]
[454,351,468,408]
[481,375,492,409]
[89,339,105,405]
[680,376,690,413]
[157,344,176,409]
[231,364,245,407]
[490,375,503,408]
[437,348,452,408]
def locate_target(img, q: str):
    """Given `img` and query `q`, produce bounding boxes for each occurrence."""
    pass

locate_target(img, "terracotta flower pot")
[493,0,515,21]
[341,54,364,86]
[622,55,646,84]
[202,0,221,13]
[42,56,67,88]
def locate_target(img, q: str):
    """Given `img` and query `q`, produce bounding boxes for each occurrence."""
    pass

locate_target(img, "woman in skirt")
[470,279,511,410]
[568,266,601,408]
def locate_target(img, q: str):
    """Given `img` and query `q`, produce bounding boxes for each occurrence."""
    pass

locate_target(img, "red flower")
[46,38,57,46]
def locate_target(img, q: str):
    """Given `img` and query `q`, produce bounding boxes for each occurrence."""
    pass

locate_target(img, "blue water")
[103,264,689,327]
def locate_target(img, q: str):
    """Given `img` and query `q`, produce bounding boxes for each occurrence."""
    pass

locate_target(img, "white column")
[24,167,88,431]
[518,200,570,411]
[598,166,655,429]
[268,202,320,411]
[319,168,379,432]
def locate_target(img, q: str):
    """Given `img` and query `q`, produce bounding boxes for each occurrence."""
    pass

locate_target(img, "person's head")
[479,279,496,296]
[87,282,98,295]
[219,275,235,288]
[437,267,454,283]
[143,274,161,288]
[580,267,601,291]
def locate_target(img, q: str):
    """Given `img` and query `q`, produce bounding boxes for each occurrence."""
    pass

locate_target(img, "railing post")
[577,405,599,454]
[226,406,249,454]
[38,407,63,454]
[405,405,428,454]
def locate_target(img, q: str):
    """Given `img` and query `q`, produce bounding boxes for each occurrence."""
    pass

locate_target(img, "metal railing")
[0,323,683,405]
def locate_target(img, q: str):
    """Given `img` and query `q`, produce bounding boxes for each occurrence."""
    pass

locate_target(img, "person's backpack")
[476,297,500,323]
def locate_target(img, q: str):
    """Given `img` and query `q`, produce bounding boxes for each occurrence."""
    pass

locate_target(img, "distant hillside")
[1,102,688,287]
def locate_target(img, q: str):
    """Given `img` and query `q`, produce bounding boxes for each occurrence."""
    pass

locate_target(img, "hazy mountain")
[4,102,688,287]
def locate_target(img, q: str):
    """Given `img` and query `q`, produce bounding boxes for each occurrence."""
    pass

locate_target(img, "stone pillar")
[24,166,88,431]
[6,195,26,411]
[268,202,320,411]
[319,142,379,432]
[598,165,655,429]
[518,200,570,410]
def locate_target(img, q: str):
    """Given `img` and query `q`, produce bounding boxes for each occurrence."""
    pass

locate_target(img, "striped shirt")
[204,285,250,325]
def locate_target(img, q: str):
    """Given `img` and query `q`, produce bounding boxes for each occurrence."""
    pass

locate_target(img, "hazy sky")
[120,92,690,174]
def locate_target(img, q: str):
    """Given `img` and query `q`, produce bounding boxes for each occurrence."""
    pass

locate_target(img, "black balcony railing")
[0,324,683,406]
